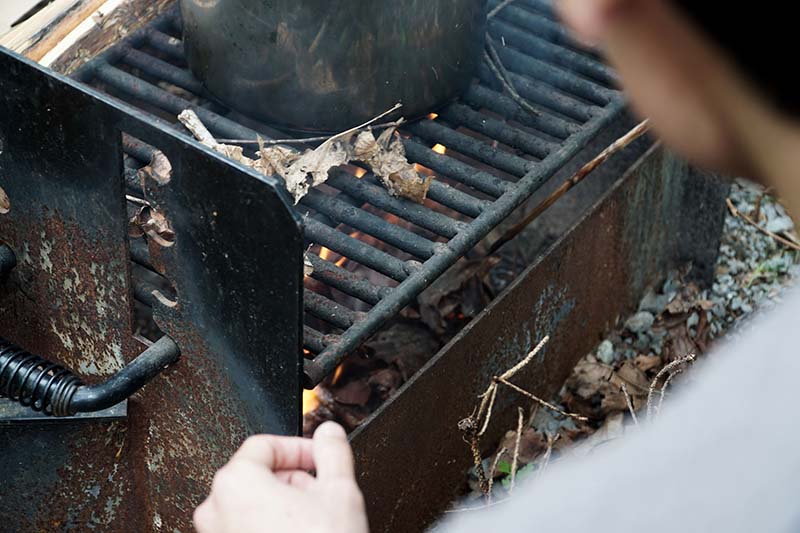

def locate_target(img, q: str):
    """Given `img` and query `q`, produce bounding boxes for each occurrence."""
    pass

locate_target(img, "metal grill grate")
[73,0,625,388]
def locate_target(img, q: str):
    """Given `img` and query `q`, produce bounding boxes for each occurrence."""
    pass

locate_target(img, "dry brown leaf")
[354,129,432,203]
[634,354,663,373]
[137,149,173,185]
[178,107,432,204]
[281,137,353,203]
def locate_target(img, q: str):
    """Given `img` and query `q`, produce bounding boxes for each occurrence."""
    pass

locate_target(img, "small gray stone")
[625,311,654,333]
[638,288,670,314]
[596,340,615,365]
[687,312,699,328]
[766,215,795,234]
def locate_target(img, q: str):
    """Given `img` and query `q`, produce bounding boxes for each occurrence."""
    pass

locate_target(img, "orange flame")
[427,113,439,120]
[354,167,367,178]
[302,388,320,415]
[432,144,446,155]
[332,365,344,386]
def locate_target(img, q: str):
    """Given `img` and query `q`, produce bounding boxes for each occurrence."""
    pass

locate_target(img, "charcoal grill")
[0,1,729,531]
[71,2,624,389]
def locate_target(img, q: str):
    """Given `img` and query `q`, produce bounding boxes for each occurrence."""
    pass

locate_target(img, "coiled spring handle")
[0,244,180,416]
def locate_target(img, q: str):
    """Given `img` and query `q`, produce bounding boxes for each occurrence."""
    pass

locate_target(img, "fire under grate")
[71,0,625,389]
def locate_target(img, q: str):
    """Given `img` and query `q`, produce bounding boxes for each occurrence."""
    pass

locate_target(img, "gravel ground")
[459,178,798,506]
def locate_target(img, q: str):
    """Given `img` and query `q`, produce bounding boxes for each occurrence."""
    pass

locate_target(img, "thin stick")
[726,198,800,252]
[495,377,589,422]
[484,38,540,117]
[537,433,559,479]
[647,354,696,420]
[486,447,508,504]
[219,105,403,147]
[500,336,550,381]
[489,119,651,254]
[216,120,401,145]
[656,367,686,416]
[620,383,639,426]
[488,0,517,20]
[509,407,524,494]
[477,384,498,437]
[125,194,150,207]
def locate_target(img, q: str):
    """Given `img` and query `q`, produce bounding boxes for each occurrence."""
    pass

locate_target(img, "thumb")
[312,422,355,482]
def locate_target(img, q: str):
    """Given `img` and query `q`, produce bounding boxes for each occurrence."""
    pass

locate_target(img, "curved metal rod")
[69,336,180,413]
[0,335,180,416]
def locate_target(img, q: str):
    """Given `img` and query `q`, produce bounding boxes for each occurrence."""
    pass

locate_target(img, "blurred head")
[557,0,800,214]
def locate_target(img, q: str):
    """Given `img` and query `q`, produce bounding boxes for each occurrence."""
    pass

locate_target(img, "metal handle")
[0,335,180,416]
[0,244,180,416]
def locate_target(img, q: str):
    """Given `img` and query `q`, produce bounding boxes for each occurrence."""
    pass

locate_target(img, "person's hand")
[194,422,369,533]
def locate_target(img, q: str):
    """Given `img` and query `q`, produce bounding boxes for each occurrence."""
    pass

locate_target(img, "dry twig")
[646,354,696,420]
[489,120,651,253]
[726,198,800,252]
[495,377,589,422]
[486,447,508,503]
[509,407,525,494]
[488,0,517,19]
[620,383,639,426]
[537,432,559,479]
[483,37,540,118]
[656,367,686,415]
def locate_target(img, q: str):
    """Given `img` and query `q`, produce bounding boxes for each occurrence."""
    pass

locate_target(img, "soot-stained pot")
[180,0,488,132]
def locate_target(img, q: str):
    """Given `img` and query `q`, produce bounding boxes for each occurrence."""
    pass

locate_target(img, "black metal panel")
[0,48,303,531]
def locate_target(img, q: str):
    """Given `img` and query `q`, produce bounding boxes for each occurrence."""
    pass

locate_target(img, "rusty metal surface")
[350,145,727,532]
[0,48,303,531]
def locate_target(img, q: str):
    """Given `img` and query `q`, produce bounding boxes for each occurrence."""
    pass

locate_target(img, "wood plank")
[0,0,175,74]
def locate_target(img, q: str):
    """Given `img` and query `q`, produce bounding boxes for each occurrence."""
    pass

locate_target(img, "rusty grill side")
[68,0,626,388]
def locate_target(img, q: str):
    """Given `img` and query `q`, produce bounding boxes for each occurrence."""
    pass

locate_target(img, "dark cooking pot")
[180,0,488,132]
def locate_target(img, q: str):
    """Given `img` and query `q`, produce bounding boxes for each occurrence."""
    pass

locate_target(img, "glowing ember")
[354,167,367,178]
[318,246,348,268]
[302,388,320,414]
[332,365,344,385]
[427,113,439,120]
[432,143,446,155]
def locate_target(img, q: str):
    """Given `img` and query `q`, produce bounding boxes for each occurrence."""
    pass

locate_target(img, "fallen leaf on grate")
[353,128,433,204]
[137,149,172,185]
[178,106,433,204]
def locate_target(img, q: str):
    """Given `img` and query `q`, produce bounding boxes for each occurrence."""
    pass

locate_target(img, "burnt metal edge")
[349,144,728,533]
[0,47,304,532]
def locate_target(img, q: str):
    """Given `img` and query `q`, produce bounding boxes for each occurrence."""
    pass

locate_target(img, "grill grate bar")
[302,189,437,260]
[492,3,592,54]
[402,139,512,198]
[305,254,389,306]
[492,43,614,105]
[304,290,360,330]
[145,28,186,62]
[120,46,204,94]
[304,219,413,283]
[440,103,558,159]
[325,171,463,238]
[406,121,533,177]
[477,63,596,122]
[304,326,331,353]
[489,18,617,86]
[462,84,578,139]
